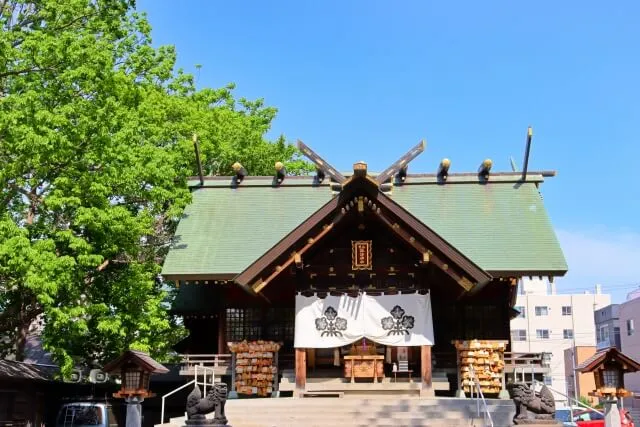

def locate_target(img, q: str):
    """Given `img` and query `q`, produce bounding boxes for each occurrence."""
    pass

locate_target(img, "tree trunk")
[14,302,30,361]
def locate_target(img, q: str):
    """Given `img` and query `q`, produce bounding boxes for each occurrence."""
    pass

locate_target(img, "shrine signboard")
[352,240,372,270]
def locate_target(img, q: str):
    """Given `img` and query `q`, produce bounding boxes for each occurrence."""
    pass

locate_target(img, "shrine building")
[161,137,567,398]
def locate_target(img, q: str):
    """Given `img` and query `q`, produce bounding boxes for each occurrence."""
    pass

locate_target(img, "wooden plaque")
[351,240,372,270]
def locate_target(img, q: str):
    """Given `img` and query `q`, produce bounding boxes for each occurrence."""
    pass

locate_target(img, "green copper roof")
[162,174,567,278]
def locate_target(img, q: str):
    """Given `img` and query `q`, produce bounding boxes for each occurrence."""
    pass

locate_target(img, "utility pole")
[571,295,579,422]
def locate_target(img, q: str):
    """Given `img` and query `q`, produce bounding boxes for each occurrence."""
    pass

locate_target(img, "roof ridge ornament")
[297,139,426,189]
[297,140,346,183]
[376,140,426,185]
[521,126,533,181]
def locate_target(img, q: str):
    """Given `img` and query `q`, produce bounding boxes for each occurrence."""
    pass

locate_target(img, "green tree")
[0,0,309,376]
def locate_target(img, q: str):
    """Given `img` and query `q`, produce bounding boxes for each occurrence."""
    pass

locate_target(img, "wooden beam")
[376,211,427,254]
[375,207,475,292]
[193,134,204,186]
[235,197,341,287]
[376,140,426,184]
[421,345,433,397]
[374,192,492,285]
[295,348,306,395]
[250,213,344,293]
[522,126,533,180]
[294,252,302,269]
[217,312,226,354]
[297,140,346,183]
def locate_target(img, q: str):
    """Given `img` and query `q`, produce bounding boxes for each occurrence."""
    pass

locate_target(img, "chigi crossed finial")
[296,139,426,187]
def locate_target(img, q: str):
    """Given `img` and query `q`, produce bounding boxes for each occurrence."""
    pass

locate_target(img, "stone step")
[158,397,513,427]
[213,397,512,407]
[162,417,486,427]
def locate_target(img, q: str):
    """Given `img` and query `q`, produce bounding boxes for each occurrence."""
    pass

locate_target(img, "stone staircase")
[156,396,515,427]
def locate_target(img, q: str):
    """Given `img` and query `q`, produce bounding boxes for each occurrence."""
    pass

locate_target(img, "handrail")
[468,364,494,427]
[434,351,550,371]
[160,379,195,424]
[532,380,603,416]
[181,353,232,367]
[160,365,216,424]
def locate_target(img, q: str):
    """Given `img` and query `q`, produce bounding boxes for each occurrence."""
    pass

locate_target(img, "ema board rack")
[228,340,282,397]
[453,339,507,396]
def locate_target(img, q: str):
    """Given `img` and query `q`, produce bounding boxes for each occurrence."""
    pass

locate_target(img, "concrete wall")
[619,295,640,397]
[510,279,610,404]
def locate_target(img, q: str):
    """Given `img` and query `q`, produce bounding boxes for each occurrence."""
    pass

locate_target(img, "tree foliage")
[0,0,310,375]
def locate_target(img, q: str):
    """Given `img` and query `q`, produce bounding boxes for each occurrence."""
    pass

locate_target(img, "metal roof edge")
[187,172,551,189]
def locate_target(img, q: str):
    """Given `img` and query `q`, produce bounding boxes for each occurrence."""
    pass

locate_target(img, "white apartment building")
[510,278,610,404]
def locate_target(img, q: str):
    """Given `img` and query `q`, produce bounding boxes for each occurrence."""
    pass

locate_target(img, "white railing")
[468,365,494,427]
[180,353,232,372]
[531,380,603,415]
[160,365,215,424]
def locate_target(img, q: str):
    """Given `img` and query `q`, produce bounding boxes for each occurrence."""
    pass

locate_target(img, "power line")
[547,282,640,293]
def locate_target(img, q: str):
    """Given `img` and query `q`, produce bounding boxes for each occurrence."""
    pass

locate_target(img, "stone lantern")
[104,350,169,427]
[577,347,640,427]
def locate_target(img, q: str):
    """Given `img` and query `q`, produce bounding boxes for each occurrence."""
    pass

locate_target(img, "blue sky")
[138,0,640,302]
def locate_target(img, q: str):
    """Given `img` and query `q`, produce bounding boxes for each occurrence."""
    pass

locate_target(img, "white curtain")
[294,292,434,348]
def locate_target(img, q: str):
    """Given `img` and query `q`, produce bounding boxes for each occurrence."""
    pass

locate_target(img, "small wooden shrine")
[103,350,169,399]
[577,347,640,398]
[162,132,568,398]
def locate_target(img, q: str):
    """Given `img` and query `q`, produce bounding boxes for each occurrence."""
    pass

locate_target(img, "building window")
[511,329,527,341]
[536,329,550,339]
[543,375,553,385]
[515,306,525,318]
[535,306,549,316]
[226,308,262,342]
[598,326,609,343]
[562,306,572,316]
[563,329,574,339]
[226,307,295,345]
[628,319,635,336]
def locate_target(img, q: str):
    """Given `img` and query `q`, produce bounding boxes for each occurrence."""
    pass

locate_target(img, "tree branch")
[0,66,56,79]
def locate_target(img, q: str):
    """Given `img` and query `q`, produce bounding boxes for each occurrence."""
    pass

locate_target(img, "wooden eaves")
[233,172,492,295]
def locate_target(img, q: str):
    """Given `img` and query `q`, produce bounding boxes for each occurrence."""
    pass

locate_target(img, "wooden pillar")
[217,311,226,354]
[295,348,306,396]
[421,345,434,397]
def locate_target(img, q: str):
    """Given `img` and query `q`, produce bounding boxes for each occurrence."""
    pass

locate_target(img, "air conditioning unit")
[89,369,108,383]
[69,369,83,383]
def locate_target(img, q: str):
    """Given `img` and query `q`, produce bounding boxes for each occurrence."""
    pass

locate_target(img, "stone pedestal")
[184,421,232,427]
[125,396,143,427]
[604,399,621,427]
[511,423,561,426]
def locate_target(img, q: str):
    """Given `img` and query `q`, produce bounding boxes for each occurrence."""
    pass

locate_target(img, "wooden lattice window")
[225,308,294,344]
[265,308,295,343]
[226,308,262,342]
